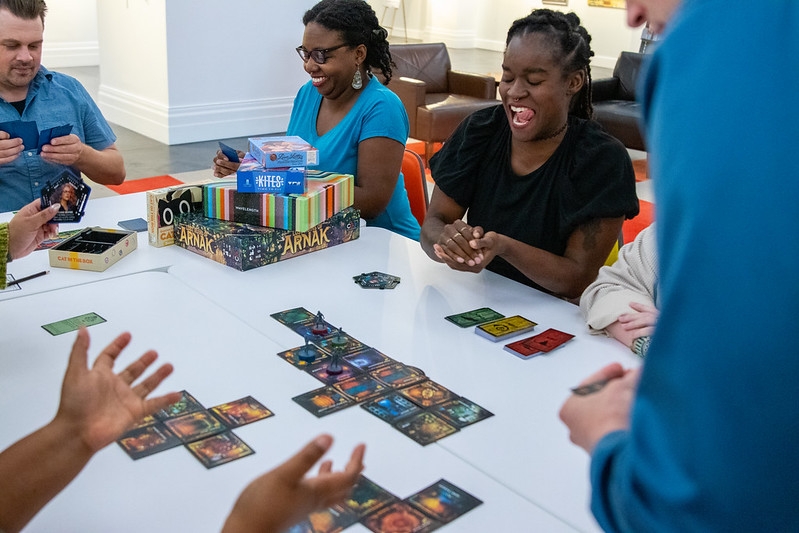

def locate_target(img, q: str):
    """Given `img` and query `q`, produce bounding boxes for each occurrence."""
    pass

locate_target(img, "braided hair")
[303,0,393,84]
[506,9,595,119]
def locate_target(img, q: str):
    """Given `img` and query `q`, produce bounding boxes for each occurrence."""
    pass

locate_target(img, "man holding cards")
[0,0,125,212]
[560,0,799,531]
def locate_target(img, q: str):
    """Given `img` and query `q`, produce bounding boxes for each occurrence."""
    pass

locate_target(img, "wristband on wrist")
[631,335,651,358]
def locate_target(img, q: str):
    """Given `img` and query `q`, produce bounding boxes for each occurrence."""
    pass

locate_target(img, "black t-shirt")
[430,105,639,290]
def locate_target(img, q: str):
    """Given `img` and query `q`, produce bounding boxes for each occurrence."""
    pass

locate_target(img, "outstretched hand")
[223,434,366,533]
[55,328,181,453]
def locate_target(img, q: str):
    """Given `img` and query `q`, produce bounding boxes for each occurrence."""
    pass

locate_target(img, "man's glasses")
[295,43,348,64]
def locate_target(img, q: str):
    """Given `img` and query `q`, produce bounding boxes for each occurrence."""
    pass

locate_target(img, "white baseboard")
[42,41,99,68]
[97,85,294,145]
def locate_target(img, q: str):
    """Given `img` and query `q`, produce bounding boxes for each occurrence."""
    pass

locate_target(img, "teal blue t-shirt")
[287,75,420,240]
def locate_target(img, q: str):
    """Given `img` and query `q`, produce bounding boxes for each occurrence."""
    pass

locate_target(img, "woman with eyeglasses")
[213,0,420,240]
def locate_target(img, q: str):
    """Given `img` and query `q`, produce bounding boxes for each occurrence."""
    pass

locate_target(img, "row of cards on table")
[445,307,575,358]
[272,307,494,446]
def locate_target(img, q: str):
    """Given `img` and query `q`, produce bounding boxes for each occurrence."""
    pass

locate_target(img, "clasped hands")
[433,220,502,272]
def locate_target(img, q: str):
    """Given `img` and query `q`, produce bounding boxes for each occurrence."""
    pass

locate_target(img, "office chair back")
[401,149,429,227]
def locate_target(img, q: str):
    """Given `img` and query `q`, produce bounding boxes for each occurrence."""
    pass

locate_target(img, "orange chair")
[401,149,429,227]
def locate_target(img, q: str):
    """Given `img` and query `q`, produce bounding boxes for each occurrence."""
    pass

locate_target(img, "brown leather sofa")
[385,43,499,163]
[591,52,646,151]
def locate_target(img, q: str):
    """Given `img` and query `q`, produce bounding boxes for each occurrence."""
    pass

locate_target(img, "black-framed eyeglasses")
[295,43,348,64]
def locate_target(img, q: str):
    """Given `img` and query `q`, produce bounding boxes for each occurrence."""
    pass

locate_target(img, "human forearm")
[75,145,126,185]
[0,418,93,533]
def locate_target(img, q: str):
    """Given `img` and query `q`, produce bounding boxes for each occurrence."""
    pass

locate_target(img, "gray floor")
[59,48,614,181]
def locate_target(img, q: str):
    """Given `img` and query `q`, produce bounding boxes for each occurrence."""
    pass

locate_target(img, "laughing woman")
[420,10,638,298]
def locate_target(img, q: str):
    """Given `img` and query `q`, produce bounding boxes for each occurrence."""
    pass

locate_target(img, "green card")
[42,312,107,336]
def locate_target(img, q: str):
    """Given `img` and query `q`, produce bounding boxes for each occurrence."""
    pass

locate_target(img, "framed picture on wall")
[587,0,625,7]
[542,0,568,5]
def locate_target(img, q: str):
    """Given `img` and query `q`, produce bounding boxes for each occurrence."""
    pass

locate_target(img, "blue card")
[0,120,39,149]
[37,124,73,153]
[218,141,240,163]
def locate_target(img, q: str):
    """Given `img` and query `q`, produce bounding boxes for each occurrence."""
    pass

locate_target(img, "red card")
[525,328,574,352]
[503,337,542,359]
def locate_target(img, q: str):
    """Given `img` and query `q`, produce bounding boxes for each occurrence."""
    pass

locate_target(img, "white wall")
[42,0,99,67]
[96,0,315,145]
[370,0,640,69]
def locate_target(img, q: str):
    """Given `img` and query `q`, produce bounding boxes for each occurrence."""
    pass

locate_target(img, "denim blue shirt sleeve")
[286,75,420,240]
[588,1,799,531]
[0,67,117,212]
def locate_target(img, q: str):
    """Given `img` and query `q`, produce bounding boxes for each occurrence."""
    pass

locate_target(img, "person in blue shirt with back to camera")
[213,0,420,241]
[0,0,125,213]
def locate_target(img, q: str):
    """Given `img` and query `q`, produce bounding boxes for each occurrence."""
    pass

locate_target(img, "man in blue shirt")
[0,0,125,212]
[561,0,799,531]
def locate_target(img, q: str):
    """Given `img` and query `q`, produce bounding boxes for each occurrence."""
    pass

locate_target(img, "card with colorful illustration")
[278,344,330,368]
[314,331,365,355]
[360,501,442,532]
[353,271,401,290]
[117,423,182,460]
[433,397,494,428]
[334,374,389,403]
[270,307,315,328]
[336,476,398,519]
[475,315,537,342]
[522,328,575,352]
[210,396,274,428]
[361,392,421,423]
[164,410,226,443]
[186,431,254,469]
[154,390,205,421]
[370,362,426,389]
[407,479,483,523]
[344,347,394,371]
[293,386,354,417]
[40,170,90,223]
[394,411,459,446]
[308,359,361,385]
[399,380,456,408]
[445,307,505,328]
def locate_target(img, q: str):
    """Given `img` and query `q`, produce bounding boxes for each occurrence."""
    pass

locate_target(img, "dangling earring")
[352,69,363,90]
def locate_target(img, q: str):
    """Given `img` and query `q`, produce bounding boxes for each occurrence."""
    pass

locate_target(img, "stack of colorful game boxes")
[145,135,360,271]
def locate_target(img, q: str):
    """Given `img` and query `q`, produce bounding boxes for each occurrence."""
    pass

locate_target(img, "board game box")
[173,207,360,271]
[248,135,318,169]
[146,184,205,247]
[236,153,306,194]
[203,170,354,233]
[48,227,137,272]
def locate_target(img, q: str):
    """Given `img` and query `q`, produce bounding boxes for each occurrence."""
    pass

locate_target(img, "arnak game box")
[146,184,205,247]
[203,170,354,233]
[248,135,318,169]
[236,153,306,195]
[48,227,137,272]
[173,206,360,271]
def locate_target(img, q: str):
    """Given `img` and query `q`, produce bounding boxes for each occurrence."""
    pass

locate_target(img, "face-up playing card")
[445,307,505,328]
[314,330,365,355]
[522,328,575,352]
[270,307,315,328]
[399,380,456,408]
[278,344,329,368]
[394,411,459,446]
[503,336,542,359]
[293,386,354,417]
[302,507,358,533]
[210,396,273,428]
[333,374,389,403]
[370,362,426,389]
[344,347,393,371]
[41,311,106,336]
[117,423,182,460]
[407,479,483,523]
[308,359,361,385]
[186,431,254,469]
[336,475,398,519]
[353,271,401,290]
[433,397,494,428]
[164,410,226,443]
[474,315,537,342]
[40,170,91,223]
[360,501,442,532]
[155,390,205,421]
[361,392,421,423]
